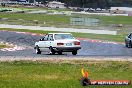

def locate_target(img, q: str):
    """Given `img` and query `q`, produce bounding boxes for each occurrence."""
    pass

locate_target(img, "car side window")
[48,34,53,41]
[43,35,48,41]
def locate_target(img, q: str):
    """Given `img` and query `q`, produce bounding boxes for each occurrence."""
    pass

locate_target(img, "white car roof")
[48,33,72,35]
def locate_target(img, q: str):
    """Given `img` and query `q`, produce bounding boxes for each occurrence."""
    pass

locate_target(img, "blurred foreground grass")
[0,61,131,88]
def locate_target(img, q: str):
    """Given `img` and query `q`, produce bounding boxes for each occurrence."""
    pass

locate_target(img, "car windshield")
[54,34,74,40]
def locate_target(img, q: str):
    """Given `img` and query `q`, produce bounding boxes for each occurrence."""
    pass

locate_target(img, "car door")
[47,34,54,47]
[39,34,54,52]
[38,35,49,51]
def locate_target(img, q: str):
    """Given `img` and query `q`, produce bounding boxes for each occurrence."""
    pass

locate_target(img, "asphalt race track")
[0,30,132,56]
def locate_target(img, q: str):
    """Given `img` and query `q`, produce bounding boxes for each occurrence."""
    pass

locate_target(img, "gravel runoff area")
[0,24,117,35]
[0,56,132,62]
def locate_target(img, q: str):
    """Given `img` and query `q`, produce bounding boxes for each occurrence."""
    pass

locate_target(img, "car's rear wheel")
[72,50,77,55]
[36,46,41,54]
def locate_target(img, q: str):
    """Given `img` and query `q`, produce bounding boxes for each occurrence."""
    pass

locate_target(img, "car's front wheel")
[72,50,77,55]
[49,46,56,55]
[35,46,41,54]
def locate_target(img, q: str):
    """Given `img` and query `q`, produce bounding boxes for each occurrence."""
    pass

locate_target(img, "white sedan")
[34,33,81,55]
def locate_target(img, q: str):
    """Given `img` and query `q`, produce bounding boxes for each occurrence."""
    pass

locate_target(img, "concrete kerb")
[0,56,132,62]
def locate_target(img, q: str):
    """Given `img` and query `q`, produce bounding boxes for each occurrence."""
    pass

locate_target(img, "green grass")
[0,61,131,88]
[0,13,132,28]
[0,13,69,26]
[98,16,132,25]
[0,28,126,42]
[73,32,125,42]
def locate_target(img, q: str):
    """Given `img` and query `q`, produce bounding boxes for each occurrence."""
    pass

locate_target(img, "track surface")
[0,30,132,56]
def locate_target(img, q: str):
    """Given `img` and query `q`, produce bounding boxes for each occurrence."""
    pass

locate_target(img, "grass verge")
[0,28,126,42]
[0,13,69,26]
[0,61,131,88]
[0,13,132,29]
[0,13,132,25]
